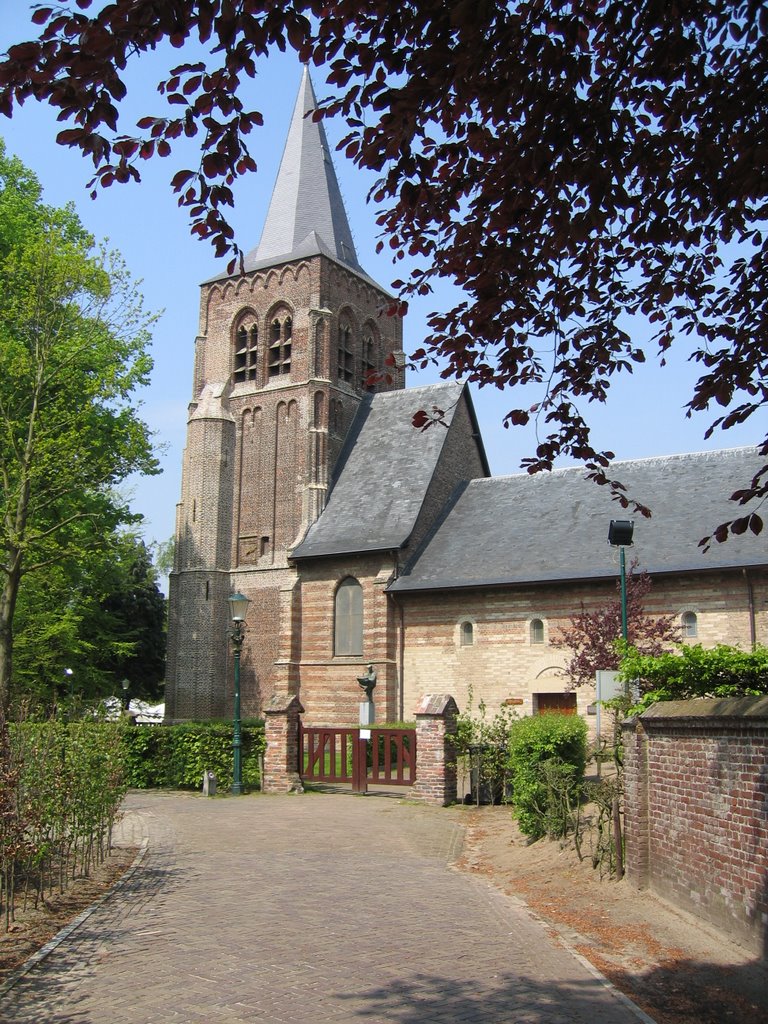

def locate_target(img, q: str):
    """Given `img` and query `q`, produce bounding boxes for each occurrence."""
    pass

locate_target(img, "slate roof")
[206,66,384,289]
[247,66,361,274]
[292,381,471,559]
[388,447,767,593]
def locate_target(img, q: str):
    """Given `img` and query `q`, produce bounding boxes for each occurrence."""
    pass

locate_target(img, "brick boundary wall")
[262,694,305,793]
[622,696,768,957]
[411,694,459,807]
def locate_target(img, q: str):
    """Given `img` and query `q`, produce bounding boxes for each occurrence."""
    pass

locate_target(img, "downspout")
[743,569,756,649]
[388,551,406,723]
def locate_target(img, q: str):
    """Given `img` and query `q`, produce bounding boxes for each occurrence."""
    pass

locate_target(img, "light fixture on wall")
[228,591,251,795]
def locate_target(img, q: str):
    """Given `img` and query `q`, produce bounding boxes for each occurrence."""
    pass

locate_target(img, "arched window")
[681,611,698,638]
[530,618,545,644]
[337,321,354,383]
[268,312,292,377]
[233,317,258,383]
[459,621,474,647]
[362,328,377,391]
[335,578,363,655]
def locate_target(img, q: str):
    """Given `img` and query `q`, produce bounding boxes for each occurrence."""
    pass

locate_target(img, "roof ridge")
[480,445,760,484]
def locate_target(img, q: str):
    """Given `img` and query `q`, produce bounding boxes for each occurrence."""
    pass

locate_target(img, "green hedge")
[507,714,588,839]
[3,720,127,925]
[121,720,265,791]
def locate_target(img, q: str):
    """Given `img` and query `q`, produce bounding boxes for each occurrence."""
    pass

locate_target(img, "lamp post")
[121,678,131,711]
[228,591,251,795]
[608,519,634,644]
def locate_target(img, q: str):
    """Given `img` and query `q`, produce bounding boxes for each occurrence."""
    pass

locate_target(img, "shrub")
[507,714,588,839]
[453,690,517,804]
[121,720,265,791]
[2,718,127,927]
[619,643,768,711]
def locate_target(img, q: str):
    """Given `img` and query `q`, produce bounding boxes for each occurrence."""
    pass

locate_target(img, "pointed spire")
[245,66,361,272]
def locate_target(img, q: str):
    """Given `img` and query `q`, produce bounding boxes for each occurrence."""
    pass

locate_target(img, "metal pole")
[619,545,630,698]
[231,623,243,795]
[619,545,628,643]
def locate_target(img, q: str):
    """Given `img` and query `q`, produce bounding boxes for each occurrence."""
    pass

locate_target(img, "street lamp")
[228,591,251,795]
[608,519,634,643]
[121,678,131,711]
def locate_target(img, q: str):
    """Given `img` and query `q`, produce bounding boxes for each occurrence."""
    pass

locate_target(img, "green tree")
[0,2,765,537]
[152,536,175,579]
[98,534,166,701]
[10,533,166,711]
[0,141,158,713]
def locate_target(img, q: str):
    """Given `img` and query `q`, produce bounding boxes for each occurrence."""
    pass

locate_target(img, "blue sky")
[0,8,759,557]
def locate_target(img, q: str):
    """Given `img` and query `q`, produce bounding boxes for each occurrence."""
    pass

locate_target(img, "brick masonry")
[412,694,459,806]
[398,569,767,728]
[163,176,766,732]
[623,696,768,955]
[165,250,404,722]
[262,690,459,805]
[262,693,305,793]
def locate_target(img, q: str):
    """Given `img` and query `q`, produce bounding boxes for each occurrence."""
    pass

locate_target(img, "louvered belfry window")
[234,321,258,383]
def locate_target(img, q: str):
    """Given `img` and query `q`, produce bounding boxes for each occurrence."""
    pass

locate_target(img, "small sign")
[359,729,371,740]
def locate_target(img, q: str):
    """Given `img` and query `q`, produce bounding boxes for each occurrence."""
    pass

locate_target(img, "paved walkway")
[0,791,653,1024]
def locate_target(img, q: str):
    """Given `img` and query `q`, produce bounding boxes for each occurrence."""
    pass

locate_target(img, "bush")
[619,643,768,711]
[453,690,517,804]
[121,720,265,791]
[507,714,588,839]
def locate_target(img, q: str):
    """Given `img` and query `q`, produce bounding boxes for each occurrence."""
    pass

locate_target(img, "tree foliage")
[556,566,679,687]
[0,141,158,713]
[11,533,166,709]
[1,2,766,533]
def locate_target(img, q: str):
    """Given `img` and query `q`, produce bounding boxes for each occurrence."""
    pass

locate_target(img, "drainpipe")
[388,552,406,722]
[743,569,756,649]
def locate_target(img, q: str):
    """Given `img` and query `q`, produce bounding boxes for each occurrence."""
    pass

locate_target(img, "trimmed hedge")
[507,713,588,839]
[121,720,265,791]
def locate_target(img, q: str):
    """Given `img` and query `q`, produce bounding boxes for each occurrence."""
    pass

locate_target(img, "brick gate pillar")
[262,693,305,793]
[622,716,650,888]
[412,694,459,806]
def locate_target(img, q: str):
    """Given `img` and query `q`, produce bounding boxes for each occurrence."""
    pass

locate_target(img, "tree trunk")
[0,557,22,715]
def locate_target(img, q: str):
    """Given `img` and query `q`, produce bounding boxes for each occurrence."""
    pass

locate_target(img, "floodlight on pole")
[608,520,634,644]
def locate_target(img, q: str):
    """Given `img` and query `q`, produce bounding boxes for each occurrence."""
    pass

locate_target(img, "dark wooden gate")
[299,725,416,792]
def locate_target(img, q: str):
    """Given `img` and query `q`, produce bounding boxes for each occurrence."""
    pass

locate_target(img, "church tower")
[165,68,405,721]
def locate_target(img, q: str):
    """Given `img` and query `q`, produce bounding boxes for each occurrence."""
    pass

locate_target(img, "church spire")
[245,66,361,272]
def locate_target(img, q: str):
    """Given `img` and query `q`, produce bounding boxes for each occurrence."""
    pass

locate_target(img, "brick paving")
[0,791,654,1024]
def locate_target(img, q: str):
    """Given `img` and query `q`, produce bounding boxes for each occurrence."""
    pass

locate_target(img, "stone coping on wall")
[414,694,457,716]
[636,694,768,723]
[264,693,305,714]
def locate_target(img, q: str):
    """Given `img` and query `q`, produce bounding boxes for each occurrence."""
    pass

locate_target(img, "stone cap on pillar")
[414,694,458,717]
[264,693,305,715]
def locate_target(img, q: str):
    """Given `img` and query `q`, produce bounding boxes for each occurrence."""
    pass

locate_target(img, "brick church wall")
[397,569,767,722]
[167,244,405,722]
[294,555,400,725]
